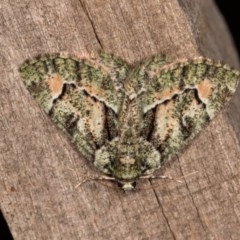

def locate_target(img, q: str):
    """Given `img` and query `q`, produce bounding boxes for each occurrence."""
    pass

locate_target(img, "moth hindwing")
[20,52,239,190]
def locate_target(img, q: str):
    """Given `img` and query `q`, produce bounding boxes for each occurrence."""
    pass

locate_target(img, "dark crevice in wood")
[151,188,177,240]
[78,0,103,49]
[0,210,13,240]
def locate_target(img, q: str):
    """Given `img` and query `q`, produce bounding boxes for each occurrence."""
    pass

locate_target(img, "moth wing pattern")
[20,52,240,190]
[136,57,240,164]
[20,52,129,161]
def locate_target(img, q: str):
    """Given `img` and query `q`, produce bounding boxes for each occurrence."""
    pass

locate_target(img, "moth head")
[94,138,161,190]
[117,180,137,191]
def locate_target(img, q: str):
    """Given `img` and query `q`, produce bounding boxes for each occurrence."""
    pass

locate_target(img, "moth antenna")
[68,167,117,189]
[150,170,198,183]
[155,170,197,180]
[174,170,198,180]
[75,179,89,189]
[74,175,116,189]
[93,180,118,190]
[140,174,182,183]
[137,171,198,190]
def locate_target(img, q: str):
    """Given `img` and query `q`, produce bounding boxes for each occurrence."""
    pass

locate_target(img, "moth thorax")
[119,156,136,165]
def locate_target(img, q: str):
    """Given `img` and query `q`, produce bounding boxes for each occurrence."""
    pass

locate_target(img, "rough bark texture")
[1,0,240,239]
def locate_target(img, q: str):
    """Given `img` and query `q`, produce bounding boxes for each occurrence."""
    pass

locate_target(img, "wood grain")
[0,0,240,239]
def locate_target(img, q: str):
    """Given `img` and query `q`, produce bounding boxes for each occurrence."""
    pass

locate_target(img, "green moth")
[19,52,239,190]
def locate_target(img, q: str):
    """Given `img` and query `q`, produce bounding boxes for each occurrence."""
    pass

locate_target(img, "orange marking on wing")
[197,79,213,99]
[47,74,64,96]
[156,101,178,139]
[155,87,180,101]
[83,85,108,99]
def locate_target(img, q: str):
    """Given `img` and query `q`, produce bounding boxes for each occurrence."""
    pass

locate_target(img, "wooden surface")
[1,0,240,239]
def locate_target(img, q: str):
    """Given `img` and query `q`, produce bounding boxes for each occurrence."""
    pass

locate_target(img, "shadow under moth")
[19,52,239,190]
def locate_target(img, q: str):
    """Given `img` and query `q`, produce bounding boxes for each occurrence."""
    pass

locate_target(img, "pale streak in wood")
[0,0,240,239]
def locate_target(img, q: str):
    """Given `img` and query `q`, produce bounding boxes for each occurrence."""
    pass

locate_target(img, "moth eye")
[117,182,123,188]
[132,182,137,188]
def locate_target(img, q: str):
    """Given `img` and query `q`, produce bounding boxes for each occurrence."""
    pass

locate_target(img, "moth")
[20,52,239,190]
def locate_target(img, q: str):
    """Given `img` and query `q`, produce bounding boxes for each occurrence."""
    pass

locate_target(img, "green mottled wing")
[122,55,169,98]
[20,53,129,161]
[137,57,240,164]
